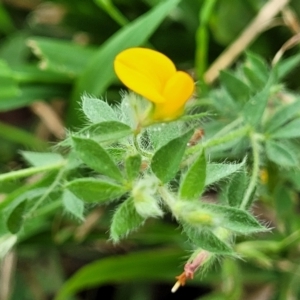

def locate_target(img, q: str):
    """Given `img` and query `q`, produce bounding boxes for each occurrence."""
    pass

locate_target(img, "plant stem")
[0,161,65,183]
[27,167,66,217]
[186,124,250,156]
[240,132,260,209]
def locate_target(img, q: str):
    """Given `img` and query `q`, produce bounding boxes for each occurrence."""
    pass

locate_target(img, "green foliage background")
[1,0,300,299]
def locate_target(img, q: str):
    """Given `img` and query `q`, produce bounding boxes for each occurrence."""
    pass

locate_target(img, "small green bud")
[132,177,163,218]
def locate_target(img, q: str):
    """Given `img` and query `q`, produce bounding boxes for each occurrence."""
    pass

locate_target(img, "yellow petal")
[153,71,194,120]
[114,47,176,103]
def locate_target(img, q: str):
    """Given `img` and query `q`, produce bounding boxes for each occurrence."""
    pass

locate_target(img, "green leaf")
[55,248,184,300]
[0,60,19,99]
[205,160,245,186]
[77,121,132,142]
[242,75,273,127]
[227,168,249,207]
[269,118,300,139]
[184,226,234,255]
[277,53,300,79]
[68,0,181,125]
[220,70,250,103]
[27,37,96,77]
[179,150,206,201]
[0,84,68,112]
[72,137,123,181]
[110,197,144,242]
[125,154,142,181]
[245,52,269,84]
[7,200,27,234]
[62,190,84,221]
[151,129,193,183]
[81,96,118,123]
[266,140,298,167]
[265,100,300,133]
[21,151,64,167]
[204,204,267,234]
[66,178,126,203]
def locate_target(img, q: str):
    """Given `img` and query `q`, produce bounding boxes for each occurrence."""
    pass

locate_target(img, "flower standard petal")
[153,71,194,120]
[114,47,176,104]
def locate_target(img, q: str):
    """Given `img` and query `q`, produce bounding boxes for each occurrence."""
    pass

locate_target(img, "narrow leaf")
[81,96,118,124]
[66,178,126,203]
[72,137,123,181]
[110,197,144,242]
[55,249,184,300]
[179,150,206,201]
[151,129,193,183]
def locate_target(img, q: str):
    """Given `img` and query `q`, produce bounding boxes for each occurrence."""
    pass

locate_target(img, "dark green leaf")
[220,70,250,103]
[205,160,245,186]
[81,96,118,123]
[7,200,27,234]
[110,197,144,242]
[179,150,206,201]
[245,52,269,84]
[0,60,19,99]
[125,154,142,181]
[265,100,300,133]
[151,130,193,183]
[62,190,84,221]
[66,178,126,203]
[72,137,123,181]
[266,140,298,167]
[55,248,184,300]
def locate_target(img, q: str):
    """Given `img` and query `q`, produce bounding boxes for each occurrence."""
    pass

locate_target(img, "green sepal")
[151,129,193,183]
[184,226,234,255]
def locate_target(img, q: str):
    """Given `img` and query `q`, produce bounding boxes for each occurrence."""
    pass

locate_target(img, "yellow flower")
[114,47,194,121]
